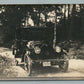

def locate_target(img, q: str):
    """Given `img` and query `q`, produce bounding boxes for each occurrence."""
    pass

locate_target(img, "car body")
[13,27,69,76]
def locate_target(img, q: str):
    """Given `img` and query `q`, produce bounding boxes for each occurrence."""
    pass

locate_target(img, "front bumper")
[32,59,67,63]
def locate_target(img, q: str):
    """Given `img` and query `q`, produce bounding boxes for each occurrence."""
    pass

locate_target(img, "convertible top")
[16,27,54,41]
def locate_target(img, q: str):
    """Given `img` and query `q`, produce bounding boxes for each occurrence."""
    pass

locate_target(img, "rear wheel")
[24,54,32,76]
[15,60,18,66]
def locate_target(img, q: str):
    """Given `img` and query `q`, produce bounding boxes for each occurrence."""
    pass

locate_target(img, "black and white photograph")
[0,4,84,80]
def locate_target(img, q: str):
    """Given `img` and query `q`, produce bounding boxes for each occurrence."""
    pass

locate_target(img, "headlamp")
[56,46,61,53]
[34,47,41,54]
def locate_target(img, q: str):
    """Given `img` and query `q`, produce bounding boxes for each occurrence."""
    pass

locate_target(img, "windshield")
[16,27,54,41]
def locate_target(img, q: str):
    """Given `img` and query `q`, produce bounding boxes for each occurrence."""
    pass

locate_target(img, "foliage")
[0,5,84,47]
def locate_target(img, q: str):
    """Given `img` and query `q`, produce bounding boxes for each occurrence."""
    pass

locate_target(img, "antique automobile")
[12,26,69,76]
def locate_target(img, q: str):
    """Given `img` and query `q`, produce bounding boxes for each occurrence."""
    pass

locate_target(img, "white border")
[0,0,84,4]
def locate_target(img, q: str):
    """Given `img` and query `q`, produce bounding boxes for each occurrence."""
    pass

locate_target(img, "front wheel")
[59,60,69,72]
[24,54,32,76]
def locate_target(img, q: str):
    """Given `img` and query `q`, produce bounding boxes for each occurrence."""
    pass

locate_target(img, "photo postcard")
[0,4,84,80]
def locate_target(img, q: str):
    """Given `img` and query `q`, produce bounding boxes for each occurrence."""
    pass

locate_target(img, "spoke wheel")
[24,55,32,76]
[59,55,69,72]
[59,60,69,72]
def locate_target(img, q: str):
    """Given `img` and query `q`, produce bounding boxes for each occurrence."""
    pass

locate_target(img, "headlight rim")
[34,46,41,54]
[55,46,61,53]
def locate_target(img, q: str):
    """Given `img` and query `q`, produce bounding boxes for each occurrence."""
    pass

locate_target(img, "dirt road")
[31,59,84,77]
[0,47,84,78]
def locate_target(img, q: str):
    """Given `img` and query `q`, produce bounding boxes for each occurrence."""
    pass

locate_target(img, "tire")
[59,54,69,72]
[59,60,69,72]
[24,54,32,76]
[15,60,18,66]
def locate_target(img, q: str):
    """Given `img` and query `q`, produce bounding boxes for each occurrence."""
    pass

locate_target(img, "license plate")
[43,62,51,67]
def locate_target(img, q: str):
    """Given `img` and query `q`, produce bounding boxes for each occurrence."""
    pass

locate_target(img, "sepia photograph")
[0,4,84,80]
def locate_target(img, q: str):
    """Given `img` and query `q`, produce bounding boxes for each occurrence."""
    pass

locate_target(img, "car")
[12,27,69,76]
